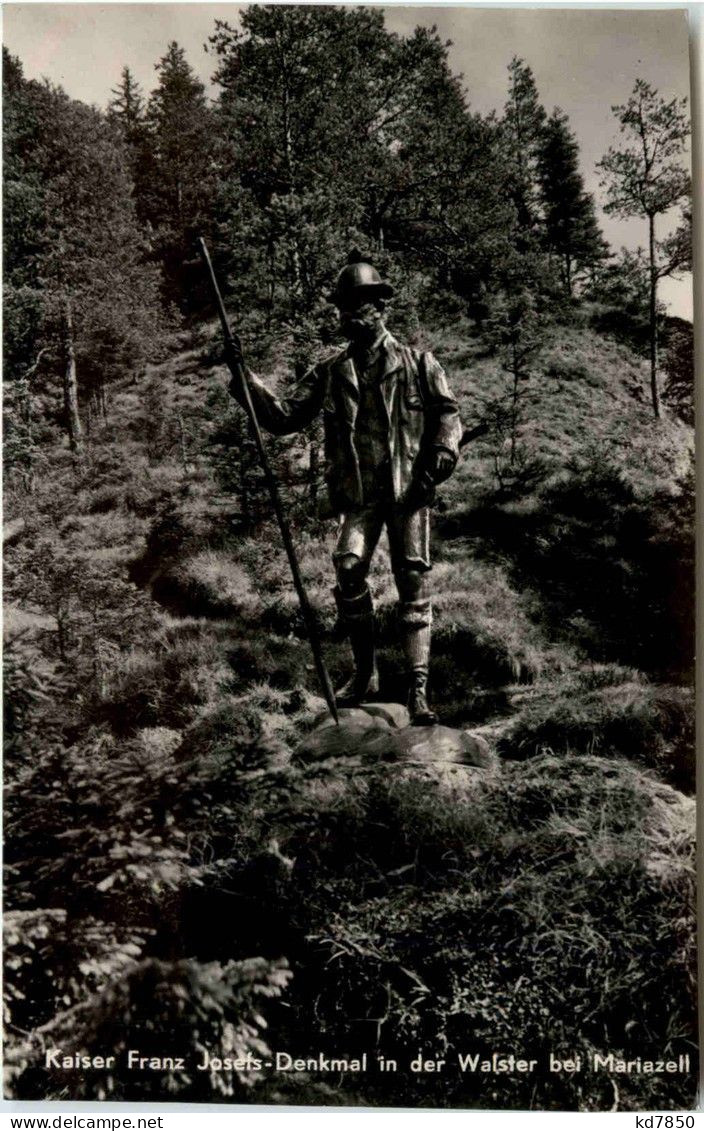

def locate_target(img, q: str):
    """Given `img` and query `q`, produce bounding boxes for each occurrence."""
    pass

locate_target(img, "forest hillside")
[4,306,696,1110]
[3,7,695,1112]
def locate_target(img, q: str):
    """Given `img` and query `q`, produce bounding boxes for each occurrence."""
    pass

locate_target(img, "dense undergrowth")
[4,312,696,1109]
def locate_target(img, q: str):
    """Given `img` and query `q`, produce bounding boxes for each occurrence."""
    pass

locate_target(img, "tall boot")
[333,585,379,706]
[399,597,438,726]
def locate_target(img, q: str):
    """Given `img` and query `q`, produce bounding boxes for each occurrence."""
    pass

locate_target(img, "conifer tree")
[108,67,152,226]
[597,79,691,417]
[210,7,395,313]
[3,56,168,470]
[209,7,512,317]
[538,108,607,295]
[501,57,547,238]
[109,66,144,136]
[143,42,217,309]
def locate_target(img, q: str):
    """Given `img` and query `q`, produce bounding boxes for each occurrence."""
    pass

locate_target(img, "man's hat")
[327,250,394,308]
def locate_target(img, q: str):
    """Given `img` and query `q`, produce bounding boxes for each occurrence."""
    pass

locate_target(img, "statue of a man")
[226,254,462,725]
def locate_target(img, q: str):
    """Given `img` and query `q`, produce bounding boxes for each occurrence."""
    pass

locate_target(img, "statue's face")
[339,298,383,345]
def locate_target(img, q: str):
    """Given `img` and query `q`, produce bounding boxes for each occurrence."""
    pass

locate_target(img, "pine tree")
[209,7,512,319]
[597,79,691,417]
[143,42,217,309]
[356,23,511,303]
[484,287,549,498]
[109,66,144,136]
[108,67,152,225]
[3,57,169,471]
[46,95,169,429]
[210,7,388,314]
[538,109,607,295]
[501,57,547,238]
[3,49,46,289]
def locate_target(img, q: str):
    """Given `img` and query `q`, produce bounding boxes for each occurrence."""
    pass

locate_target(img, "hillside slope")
[4,313,696,1109]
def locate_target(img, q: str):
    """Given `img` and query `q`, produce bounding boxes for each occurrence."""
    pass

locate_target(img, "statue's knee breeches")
[387,506,431,574]
[333,506,382,597]
[394,567,427,605]
[394,567,431,623]
[395,567,432,674]
[334,552,369,597]
[331,523,379,707]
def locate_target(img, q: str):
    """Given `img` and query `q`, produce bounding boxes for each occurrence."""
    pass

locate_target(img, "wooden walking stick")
[198,237,339,724]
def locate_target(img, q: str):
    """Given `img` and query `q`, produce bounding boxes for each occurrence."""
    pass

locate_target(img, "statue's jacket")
[235,331,462,513]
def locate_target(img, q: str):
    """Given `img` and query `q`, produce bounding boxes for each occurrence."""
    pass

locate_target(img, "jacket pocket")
[404,373,423,409]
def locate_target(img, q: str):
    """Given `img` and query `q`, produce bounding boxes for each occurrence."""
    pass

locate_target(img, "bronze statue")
[225,254,462,725]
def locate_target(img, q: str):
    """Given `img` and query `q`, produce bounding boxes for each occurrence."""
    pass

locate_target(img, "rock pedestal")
[295,701,496,771]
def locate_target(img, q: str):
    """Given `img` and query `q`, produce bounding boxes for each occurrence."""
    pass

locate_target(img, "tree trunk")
[175,176,183,226]
[63,300,84,455]
[56,607,68,662]
[92,634,108,700]
[308,441,320,508]
[279,47,303,302]
[510,342,520,465]
[267,240,276,330]
[18,377,35,493]
[178,412,190,473]
[290,241,302,297]
[648,212,660,419]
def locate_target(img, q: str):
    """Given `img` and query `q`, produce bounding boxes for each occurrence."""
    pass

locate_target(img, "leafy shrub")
[177,694,294,776]
[588,305,650,352]
[545,356,604,387]
[8,955,291,1101]
[4,910,150,1035]
[87,485,123,514]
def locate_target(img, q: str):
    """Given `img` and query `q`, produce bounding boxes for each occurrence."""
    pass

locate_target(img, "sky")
[2,2,694,318]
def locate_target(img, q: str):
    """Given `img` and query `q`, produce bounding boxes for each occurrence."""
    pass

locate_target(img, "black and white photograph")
[2,2,697,1113]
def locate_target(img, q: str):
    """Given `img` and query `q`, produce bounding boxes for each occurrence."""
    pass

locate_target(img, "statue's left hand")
[431,448,456,483]
[225,341,248,401]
